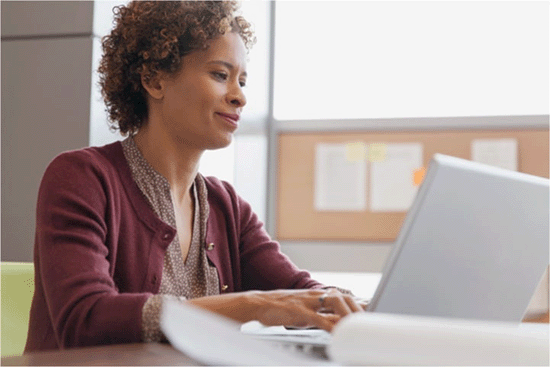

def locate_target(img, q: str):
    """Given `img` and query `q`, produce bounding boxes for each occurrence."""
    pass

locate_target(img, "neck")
[133,123,203,205]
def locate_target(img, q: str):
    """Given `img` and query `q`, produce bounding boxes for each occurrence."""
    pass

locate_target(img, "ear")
[141,72,166,100]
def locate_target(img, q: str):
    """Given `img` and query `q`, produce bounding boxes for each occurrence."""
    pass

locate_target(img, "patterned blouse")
[121,136,352,342]
[121,136,220,342]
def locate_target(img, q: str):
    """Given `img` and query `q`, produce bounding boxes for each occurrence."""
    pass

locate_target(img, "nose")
[227,83,246,108]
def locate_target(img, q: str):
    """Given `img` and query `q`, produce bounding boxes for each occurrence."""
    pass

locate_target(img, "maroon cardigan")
[25,141,322,352]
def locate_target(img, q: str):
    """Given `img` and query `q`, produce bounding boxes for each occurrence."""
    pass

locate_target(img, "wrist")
[242,290,265,322]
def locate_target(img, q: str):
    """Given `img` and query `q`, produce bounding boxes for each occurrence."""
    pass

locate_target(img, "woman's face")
[156,32,248,151]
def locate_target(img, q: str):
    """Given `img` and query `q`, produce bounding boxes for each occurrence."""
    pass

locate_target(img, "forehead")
[187,32,248,71]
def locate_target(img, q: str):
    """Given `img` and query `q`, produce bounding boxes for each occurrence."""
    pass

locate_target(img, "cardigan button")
[221,284,228,291]
[207,242,215,251]
[162,232,171,241]
[151,275,158,284]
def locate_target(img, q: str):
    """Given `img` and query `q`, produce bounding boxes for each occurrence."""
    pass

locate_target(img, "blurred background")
[2,1,548,272]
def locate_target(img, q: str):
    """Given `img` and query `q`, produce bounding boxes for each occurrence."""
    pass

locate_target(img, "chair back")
[1,262,34,357]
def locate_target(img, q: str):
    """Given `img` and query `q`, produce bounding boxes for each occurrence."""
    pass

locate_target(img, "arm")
[232,188,321,291]
[34,151,150,348]
[198,181,362,330]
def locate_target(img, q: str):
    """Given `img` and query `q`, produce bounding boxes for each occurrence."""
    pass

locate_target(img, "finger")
[305,289,331,310]
[343,294,363,313]
[322,313,342,329]
[355,297,370,311]
[302,308,340,332]
[322,293,353,316]
[293,296,341,332]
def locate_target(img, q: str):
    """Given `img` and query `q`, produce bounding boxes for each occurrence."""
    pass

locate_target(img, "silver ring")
[318,293,329,307]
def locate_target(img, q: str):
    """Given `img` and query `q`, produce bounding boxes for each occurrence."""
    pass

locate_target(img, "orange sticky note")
[413,167,426,186]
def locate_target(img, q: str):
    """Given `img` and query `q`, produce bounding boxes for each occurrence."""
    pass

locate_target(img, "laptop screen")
[368,154,549,322]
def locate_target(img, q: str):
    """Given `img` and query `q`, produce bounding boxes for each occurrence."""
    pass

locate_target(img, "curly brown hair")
[98,0,255,135]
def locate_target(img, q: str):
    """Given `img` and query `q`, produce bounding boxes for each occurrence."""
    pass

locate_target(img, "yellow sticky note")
[345,142,367,162]
[368,143,387,162]
[413,167,426,186]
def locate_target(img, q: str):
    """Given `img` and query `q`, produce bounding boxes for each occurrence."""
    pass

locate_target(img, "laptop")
[368,153,549,322]
[244,153,549,354]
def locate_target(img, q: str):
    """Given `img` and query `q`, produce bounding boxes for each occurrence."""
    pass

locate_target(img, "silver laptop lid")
[368,154,549,322]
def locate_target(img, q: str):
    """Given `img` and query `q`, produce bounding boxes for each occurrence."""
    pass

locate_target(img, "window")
[274,1,549,120]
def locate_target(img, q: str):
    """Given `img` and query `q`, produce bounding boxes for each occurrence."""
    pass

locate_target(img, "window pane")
[274,1,549,120]
[198,134,268,224]
[90,0,128,147]
[200,142,235,184]
[234,134,267,223]
[239,0,270,126]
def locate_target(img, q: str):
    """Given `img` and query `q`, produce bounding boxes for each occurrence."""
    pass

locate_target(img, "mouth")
[216,112,240,128]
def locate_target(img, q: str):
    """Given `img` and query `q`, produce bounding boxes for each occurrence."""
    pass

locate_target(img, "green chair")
[1,262,34,357]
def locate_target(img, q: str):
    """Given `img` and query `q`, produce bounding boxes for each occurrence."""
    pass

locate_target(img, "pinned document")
[315,143,367,211]
[471,138,518,171]
[369,143,423,212]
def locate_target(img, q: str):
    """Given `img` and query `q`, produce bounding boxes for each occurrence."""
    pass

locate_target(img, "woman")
[25,0,362,352]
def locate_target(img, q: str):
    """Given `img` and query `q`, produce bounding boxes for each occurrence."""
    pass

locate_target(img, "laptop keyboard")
[263,338,330,360]
[249,331,332,360]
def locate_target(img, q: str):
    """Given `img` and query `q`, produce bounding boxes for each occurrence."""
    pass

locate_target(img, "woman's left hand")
[248,288,363,332]
[188,287,364,332]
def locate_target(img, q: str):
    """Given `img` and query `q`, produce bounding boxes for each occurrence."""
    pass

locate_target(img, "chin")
[206,135,233,150]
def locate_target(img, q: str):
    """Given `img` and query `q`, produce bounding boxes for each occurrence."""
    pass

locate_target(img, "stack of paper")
[160,298,330,366]
[328,312,549,366]
[161,299,548,366]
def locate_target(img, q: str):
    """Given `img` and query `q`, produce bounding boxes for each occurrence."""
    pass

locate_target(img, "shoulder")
[202,175,246,215]
[43,141,123,179]
[201,175,257,224]
[40,141,126,198]
[201,175,248,210]
[202,175,237,198]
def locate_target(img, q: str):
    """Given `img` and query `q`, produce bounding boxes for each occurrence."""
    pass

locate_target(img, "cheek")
[197,82,224,105]
[185,85,214,109]
[164,79,224,120]
[166,87,198,118]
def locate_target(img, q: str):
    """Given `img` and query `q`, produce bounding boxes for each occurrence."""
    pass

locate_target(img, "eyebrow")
[207,60,247,77]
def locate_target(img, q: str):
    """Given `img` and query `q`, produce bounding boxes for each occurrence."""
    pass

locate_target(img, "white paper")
[160,298,326,366]
[369,143,423,212]
[329,312,549,366]
[314,143,367,211]
[471,138,518,171]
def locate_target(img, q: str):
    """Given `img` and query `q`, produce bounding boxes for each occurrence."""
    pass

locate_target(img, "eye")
[211,71,228,81]
[239,80,247,88]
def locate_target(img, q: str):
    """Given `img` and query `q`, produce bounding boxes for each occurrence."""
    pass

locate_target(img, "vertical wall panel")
[1,1,94,261]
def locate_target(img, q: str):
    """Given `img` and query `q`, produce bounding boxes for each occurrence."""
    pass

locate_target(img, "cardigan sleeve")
[34,151,151,348]
[218,182,324,291]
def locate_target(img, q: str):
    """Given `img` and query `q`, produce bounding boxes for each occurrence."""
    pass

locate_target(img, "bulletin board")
[277,129,549,241]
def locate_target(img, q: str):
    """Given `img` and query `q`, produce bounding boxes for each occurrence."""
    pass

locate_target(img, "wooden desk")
[3,315,547,366]
[4,272,546,365]
[524,313,550,323]
[1,343,197,366]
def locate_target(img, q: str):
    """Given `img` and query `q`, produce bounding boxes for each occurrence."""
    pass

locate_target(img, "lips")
[216,112,240,127]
